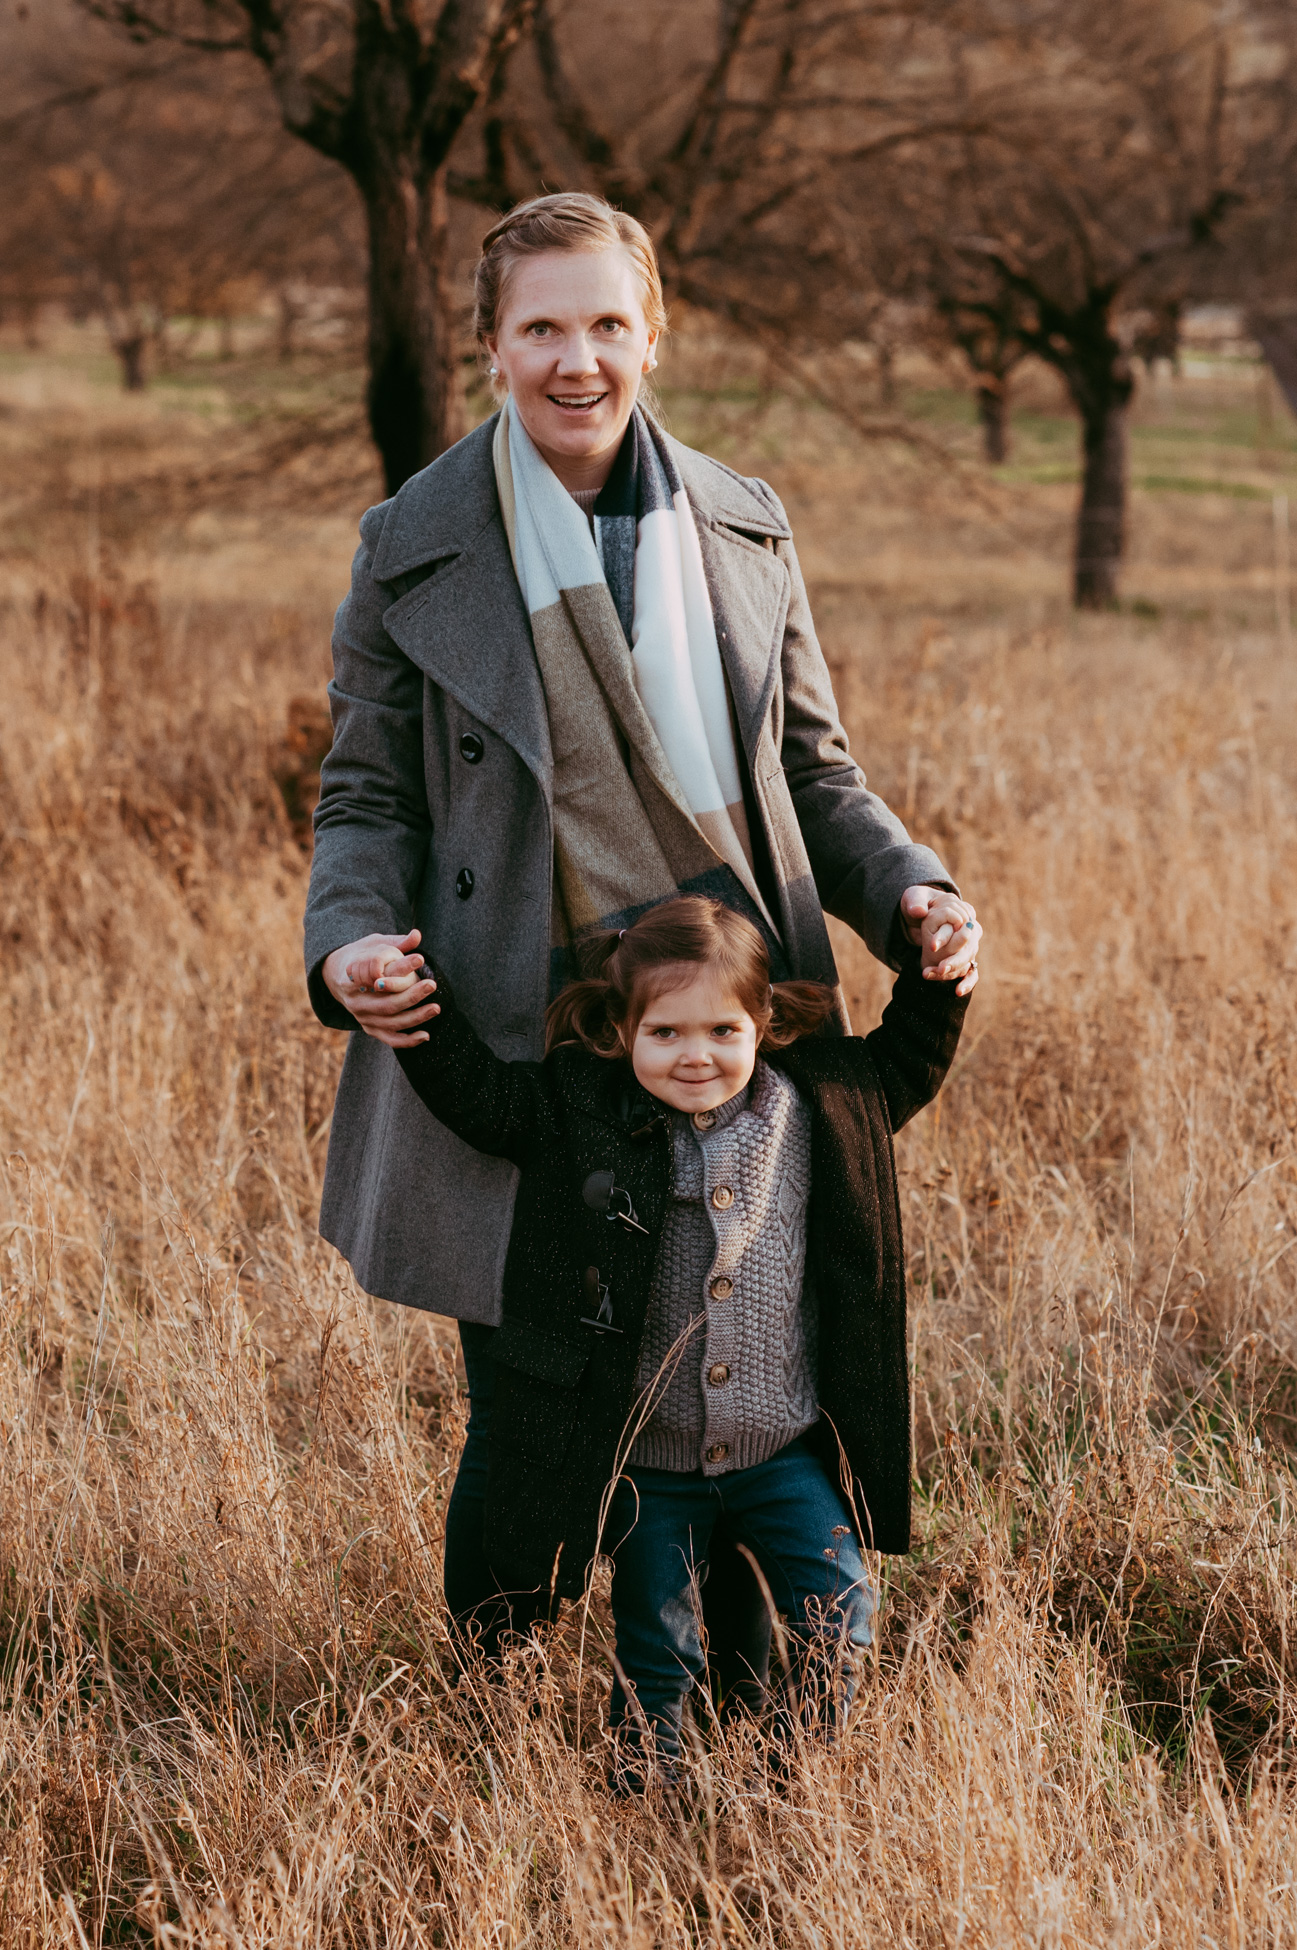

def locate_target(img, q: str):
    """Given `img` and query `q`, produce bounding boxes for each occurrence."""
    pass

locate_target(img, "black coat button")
[455,868,475,900]
[459,732,484,764]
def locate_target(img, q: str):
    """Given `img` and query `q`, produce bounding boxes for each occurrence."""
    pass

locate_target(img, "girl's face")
[485,247,658,488]
[629,968,759,1115]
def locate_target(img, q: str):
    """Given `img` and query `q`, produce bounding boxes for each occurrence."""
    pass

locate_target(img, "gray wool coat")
[304,413,952,1324]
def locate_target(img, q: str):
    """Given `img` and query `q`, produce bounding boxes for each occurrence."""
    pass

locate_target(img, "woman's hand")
[899,886,981,997]
[320,929,441,1048]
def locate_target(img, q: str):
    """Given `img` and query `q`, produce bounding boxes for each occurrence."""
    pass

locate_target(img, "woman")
[304,192,980,1672]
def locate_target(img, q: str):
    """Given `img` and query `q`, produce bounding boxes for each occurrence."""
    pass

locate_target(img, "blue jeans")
[606,1440,874,1768]
[445,1324,776,1699]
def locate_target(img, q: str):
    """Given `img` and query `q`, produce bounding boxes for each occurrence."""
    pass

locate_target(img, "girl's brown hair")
[473,192,667,349]
[544,896,835,1059]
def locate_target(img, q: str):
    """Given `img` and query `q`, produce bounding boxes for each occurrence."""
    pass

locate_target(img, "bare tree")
[1250,308,1297,417]
[76,0,532,489]
[936,300,1028,464]
[454,1,961,349]
[866,0,1288,607]
[3,4,363,391]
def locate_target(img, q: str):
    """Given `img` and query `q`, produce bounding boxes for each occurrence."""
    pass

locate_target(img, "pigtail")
[572,928,624,979]
[544,978,625,1057]
[760,979,836,1050]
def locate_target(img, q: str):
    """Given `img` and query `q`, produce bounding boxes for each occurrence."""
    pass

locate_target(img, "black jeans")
[444,1321,773,1705]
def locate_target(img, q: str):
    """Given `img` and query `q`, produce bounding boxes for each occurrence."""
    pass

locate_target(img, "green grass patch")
[1135,473,1277,499]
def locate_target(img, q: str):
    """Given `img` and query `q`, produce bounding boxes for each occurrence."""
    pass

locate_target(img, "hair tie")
[619,929,627,939]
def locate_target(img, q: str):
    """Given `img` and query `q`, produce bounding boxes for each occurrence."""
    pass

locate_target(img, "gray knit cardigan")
[630,1063,818,1475]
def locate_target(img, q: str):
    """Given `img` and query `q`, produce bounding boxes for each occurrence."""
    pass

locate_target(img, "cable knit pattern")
[630,1061,816,1475]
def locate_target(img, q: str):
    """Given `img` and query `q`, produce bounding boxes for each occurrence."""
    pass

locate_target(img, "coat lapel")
[373,417,554,793]
[368,418,793,799]
[668,437,792,766]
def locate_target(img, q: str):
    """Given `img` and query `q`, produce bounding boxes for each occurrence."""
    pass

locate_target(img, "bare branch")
[80,0,249,52]
[422,0,536,171]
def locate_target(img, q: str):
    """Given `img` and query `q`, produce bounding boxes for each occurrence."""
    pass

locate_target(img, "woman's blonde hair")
[473,191,667,346]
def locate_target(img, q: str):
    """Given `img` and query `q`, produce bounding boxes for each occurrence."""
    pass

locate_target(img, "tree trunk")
[277,288,299,364]
[976,382,1010,464]
[1249,310,1297,420]
[1073,396,1129,609]
[363,160,464,495]
[218,312,235,361]
[875,341,896,408]
[115,334,147,391]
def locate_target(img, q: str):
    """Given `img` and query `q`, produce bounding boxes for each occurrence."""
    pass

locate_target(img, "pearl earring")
[489,366,499,377]
[647,356,658,370]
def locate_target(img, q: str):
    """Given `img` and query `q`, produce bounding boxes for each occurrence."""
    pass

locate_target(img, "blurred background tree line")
[3,0,1295,607]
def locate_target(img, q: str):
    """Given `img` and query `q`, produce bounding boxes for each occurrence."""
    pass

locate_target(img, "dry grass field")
[2,323,1297,1947]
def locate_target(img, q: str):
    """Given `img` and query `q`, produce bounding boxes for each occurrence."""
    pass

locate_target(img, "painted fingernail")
[376,979,386,991]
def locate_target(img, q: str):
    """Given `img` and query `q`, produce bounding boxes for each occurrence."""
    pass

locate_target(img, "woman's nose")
[556,336,600,374]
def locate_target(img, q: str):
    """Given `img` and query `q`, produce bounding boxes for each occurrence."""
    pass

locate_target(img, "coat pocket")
[490,1318,592,1470]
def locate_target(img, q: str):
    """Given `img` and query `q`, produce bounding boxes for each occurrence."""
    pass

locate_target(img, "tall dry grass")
[2,339,1297,1945]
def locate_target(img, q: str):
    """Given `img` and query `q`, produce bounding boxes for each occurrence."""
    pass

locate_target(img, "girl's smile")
[629,968,759,1114]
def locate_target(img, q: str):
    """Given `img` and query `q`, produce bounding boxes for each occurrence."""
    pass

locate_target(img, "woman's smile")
[486,247,658,492]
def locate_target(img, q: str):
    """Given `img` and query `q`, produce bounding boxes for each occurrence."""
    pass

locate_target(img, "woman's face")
[486,247,658,488]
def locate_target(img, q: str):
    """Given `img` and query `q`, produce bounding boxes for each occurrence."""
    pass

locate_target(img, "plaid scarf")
[493,401,780,987]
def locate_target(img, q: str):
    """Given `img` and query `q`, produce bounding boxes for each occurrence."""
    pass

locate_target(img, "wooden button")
[708,1363,730,1386]
[706,1442,729,1463]
[709,1276,733,1300]
[693,1109,716,1130]
[711,1185,733,1209]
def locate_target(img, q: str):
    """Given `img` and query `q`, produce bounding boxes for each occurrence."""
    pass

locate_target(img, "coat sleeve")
[303,502,431,1031]
[757,481,956,971]
[391,966,561,1169]
[861,956,969,1132]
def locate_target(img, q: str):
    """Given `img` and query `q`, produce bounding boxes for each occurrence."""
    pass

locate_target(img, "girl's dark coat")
[396,960,966,1598]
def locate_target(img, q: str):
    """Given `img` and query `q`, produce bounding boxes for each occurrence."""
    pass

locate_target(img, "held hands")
[320,929,440,1048]
[899,886,981,997]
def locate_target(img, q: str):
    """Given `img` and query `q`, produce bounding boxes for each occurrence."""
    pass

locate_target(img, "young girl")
[352,895,970,1781]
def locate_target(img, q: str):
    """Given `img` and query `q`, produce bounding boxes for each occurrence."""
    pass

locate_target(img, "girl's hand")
[320,929,440,1048]
[899,886,981,997]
